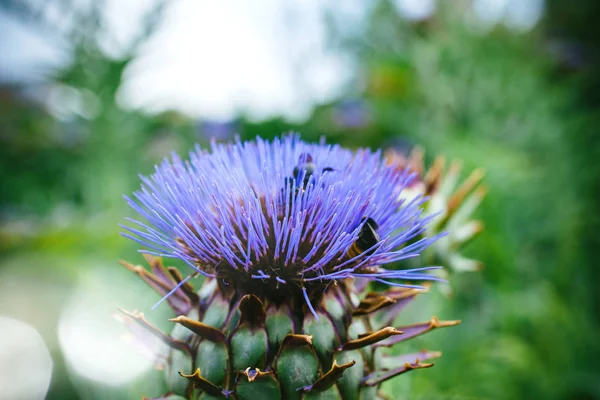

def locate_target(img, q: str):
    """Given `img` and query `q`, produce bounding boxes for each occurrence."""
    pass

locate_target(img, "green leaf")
[303,385,342,400]
[335,350,364,400]
[164,349,192,395]
[265,305,294,350]
[235,370,282,400]
[359,386,377,400]
[322,289,351,344]
[195,340,228,386]
[347,319,367,341]
[230,327,268,371]
[303,312,337,367]
[202,294,229,328]
[276,335,319,400]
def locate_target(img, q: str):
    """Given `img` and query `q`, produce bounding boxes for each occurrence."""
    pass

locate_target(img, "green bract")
[120,256,459,399]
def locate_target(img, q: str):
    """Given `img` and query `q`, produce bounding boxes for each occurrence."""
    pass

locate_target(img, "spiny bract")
[120,136,460,400]
[385,146,487,295]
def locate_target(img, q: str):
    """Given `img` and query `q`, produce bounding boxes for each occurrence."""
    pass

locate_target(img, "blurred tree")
[0,84,75,216]
[546,0,600,308]
[0,0,198,219]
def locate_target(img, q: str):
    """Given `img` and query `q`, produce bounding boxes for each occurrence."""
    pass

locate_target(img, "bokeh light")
[0,316,53,400]
[57,268,157,386]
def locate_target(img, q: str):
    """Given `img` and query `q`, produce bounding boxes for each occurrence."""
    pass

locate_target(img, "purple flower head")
[122,135,444,314]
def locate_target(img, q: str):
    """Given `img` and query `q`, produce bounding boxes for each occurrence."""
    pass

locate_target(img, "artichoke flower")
[120,136,460,399]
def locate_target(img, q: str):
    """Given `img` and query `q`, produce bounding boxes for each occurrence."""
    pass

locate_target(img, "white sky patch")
[0,10,67,83]
[504,0,544,32]
[97,0,161,58]
[117,0,350,121]
[394,0,437,21]
[472,0,508,26]
[472,0,544,32]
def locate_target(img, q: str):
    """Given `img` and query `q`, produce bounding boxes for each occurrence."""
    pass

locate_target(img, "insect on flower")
[282,153,337,205]
[119,135,460,400]
[347,217,380,259]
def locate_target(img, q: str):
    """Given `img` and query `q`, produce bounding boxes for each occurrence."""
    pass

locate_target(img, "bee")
[347,217,380,258]
[292,153,335,188]
[282,153,336,199]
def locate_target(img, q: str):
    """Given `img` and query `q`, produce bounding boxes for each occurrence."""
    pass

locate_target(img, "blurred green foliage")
[1,1,599,399]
